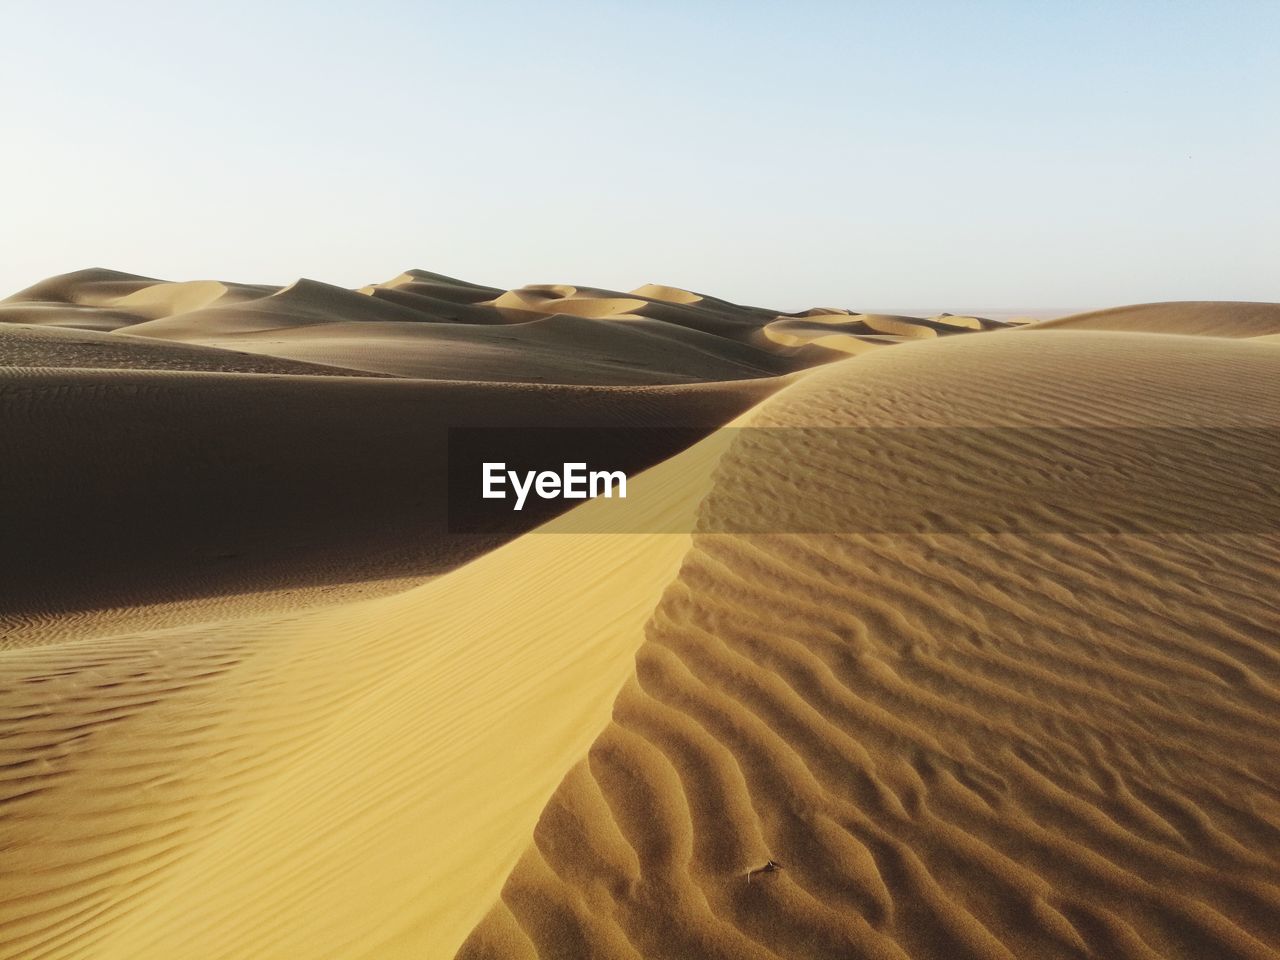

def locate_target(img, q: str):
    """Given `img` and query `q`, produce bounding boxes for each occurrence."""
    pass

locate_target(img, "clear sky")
[3,0,1277,312]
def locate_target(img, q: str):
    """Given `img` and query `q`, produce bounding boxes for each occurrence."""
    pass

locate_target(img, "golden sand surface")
[0,271,1275,959]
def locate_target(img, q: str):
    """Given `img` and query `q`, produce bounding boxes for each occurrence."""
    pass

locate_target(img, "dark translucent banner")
[448,427,1280,534]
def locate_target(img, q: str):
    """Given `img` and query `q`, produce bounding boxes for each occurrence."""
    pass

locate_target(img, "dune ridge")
[0,367,778,640]
[1030,301,1280,338]
[457,330,1280,960]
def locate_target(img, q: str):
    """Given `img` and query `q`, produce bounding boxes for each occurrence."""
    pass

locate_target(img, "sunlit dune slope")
[0,422,752,960]
[3,268,169,307]
[2,268,279,330]
[459,329,1280,960]
[762,310,1017,354]
[1031,300,1280,337]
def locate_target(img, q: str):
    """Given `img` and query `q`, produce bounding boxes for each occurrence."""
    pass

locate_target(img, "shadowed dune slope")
[0,323,392,377]
[0,367,779,638]
[1031,301,1280,337]
[161,312,824,384]
[458,330,1280,960]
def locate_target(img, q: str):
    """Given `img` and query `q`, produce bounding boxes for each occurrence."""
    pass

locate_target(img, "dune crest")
[1030,301,1280,337]
[629,283,704,305]
[458,329,1280,960]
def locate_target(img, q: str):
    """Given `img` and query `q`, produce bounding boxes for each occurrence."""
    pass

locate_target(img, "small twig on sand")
[746,859,783,884]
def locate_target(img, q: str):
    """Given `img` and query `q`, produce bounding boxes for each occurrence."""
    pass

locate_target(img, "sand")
[1030,301,1280,338]
[0,367,775,640]
[460,330,1280,960]
[0,272,1276,959]
[3,269,838,384]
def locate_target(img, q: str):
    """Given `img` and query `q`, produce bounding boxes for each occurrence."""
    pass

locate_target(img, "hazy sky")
[3,0,1277,312]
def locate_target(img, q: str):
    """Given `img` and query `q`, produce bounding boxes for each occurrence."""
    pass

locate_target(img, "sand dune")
[3,269,845,384]
[0,280,1277,960]
[6,269,1014,386]
[459,328,1280,960]
[1031,300,1280,337]
[4,268,170,307]
[763,311,1017,354]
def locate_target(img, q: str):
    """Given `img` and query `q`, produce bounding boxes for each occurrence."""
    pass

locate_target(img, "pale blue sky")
[3,0,1276,312]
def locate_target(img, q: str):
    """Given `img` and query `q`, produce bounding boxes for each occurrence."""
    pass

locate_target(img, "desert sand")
[0,270,1276,960]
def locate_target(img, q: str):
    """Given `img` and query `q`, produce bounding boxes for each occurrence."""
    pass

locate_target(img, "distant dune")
[0,273,1276,959]
[1031,300,1280,338]
[1,268,1020,383]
